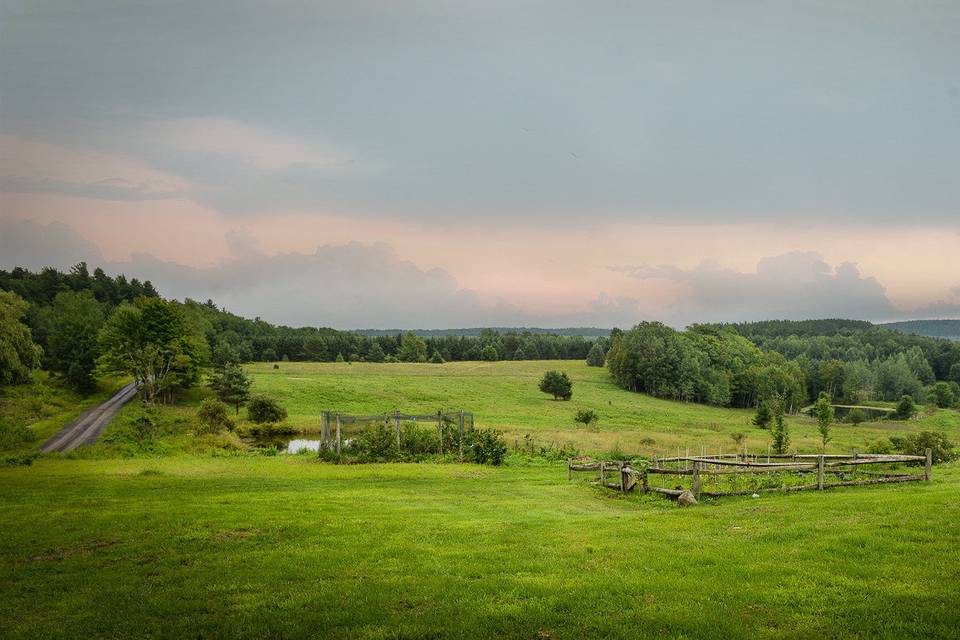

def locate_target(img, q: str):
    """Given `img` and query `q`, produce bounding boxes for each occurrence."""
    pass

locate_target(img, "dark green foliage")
[209,362,252,414]
[353,423,399,461]
[847,407,866,426]
[45,291,105,392]
[429,351,445,364]
[0,417,36,451]
[894,395,916,420]
[752,402,772,429]
[585,342,605,367]
[894,431,957,464]
[196,398,234,434]
[770,394,790,454]
[467,428,507,465]
[398,333,427,363]
[480,345,498,361]
[0,291,42,385]
[574,408,599,428]
[367,342,386,362]
[335,352,345,363]
[97,297,207,403]
[931,382,956,409]
[539,370,573,400]
[247,395,288,424]
[813,392,834,448]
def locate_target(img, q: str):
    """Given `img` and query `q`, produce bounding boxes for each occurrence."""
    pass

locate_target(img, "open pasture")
[244,361,960,456]
[1,456,958,639]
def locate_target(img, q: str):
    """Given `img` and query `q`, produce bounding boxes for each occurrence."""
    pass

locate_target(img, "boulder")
[677,490,698,507]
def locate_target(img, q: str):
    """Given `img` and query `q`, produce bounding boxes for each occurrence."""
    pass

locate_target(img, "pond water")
[285,438,323,453]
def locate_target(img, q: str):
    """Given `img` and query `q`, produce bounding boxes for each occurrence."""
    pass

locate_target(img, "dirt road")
[39,382,140,453]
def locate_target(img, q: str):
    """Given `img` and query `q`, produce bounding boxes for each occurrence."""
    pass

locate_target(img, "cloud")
[0,219,104,271]
[613,251,899,325]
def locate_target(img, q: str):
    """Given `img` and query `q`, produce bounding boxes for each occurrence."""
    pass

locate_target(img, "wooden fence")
[568,449,933,500]
[319,410,474,456]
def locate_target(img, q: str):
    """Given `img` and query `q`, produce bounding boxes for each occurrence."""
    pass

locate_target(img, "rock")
[677,490,698,507]
[751,493,760,499]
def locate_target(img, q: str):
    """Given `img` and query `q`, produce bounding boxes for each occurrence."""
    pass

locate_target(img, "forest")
[3,264,960,412]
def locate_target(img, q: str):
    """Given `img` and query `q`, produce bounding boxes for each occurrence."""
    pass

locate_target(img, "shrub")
[0,418,36,451]
[273,363,280,370]
[752,402,772,429]
[539,370,572,400]
[894,395,916,420]
[931,382,956,409]
[247,395,288,424]
[895,431,957,464]
[574,409,599,429]
[730,432,745,446]
[847,407,866,426]
[400,423,440,456]
[429,351,445,364]
[353,423,399,461]
[468,429,507,465]
[865,439,894,455]
[196,398,234,435]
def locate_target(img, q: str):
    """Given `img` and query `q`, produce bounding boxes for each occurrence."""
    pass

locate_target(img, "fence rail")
[567,449,933,500]
[319,410,475,457]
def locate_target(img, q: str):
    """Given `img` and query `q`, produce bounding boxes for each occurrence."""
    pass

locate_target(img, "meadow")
[243,361,960,456]
[1,456,958,639]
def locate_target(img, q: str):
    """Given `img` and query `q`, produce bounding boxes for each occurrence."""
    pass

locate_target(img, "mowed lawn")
[1,456,958,639]
[245,361,960,455]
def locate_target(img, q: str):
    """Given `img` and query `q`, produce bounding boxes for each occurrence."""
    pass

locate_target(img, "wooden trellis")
[319,410,475,457]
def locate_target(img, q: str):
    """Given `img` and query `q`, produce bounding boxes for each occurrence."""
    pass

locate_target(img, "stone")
[677,490,698,507]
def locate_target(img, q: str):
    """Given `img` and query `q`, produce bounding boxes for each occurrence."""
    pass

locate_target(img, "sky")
[1,1,959,329]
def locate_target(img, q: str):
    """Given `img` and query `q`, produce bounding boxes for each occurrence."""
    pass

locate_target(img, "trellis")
[319,410,475,456]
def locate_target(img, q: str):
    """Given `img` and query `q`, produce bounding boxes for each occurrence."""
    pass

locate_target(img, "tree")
[196,398,234,434]
[931,382,955,409]
[585,342,605,367]
[813,392,834,450]
[480,345,499,361]
[429,350,445,364]
[847,407,866,426]
[0,291,42,385]
[209,362,252,414]
[367,342,386,363]
[539,370,572,400]
[97,297,207,403]
[46,291,105,392]
[894,395,916,420]
[247,395,288,423]
[398,332,427,363]
[335,352,345,363]
[574,408,599,428]
[752,401,772,429]
[770,394,790,454]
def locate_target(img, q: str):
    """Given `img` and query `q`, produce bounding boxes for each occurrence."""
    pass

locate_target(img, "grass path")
[2,456,958,639]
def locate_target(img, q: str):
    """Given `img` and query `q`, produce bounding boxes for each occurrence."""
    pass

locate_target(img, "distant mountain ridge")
[880,320,960,341]
[353,327,611,338]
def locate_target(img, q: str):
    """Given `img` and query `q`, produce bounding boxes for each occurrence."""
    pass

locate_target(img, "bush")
[353,423,399,461]
[196,398,234,435]
[429,351,445,364]
[894,395,916,420]
[865,439,894,455]
[752,402,772,429]
[0,418,36,451]
[574,408,599,428]
[847,407,866,426]
[468,429,507,465]
[539,370,573,400]
[895,431,957,464]
[247,395,288,424]
[931,382,956,409]
[273,363,280,370]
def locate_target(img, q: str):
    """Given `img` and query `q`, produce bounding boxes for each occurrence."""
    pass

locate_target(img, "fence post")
[641,470,649,493]
[567,459,572,481]
[600,462,606,486]
[335,413,342,458]
[394,410,401,451]
[817,455,825,490]
[692,461,701,500]
[925,448,932,481]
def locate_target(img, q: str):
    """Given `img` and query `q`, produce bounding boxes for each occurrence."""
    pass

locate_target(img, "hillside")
[882,320,960,341]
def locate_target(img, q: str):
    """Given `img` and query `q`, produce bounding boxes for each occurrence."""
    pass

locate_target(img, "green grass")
[1,456,958,639]
[244,361,960,456]
[0,372,127,452]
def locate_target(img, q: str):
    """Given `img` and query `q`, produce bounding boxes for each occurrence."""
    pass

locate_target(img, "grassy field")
[1,456,958,639]
[244,361,960,456]
[0,372,127,453]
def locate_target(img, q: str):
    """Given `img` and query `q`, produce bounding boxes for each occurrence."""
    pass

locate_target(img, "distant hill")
[880,320,960,341]
[353,327,611,338]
